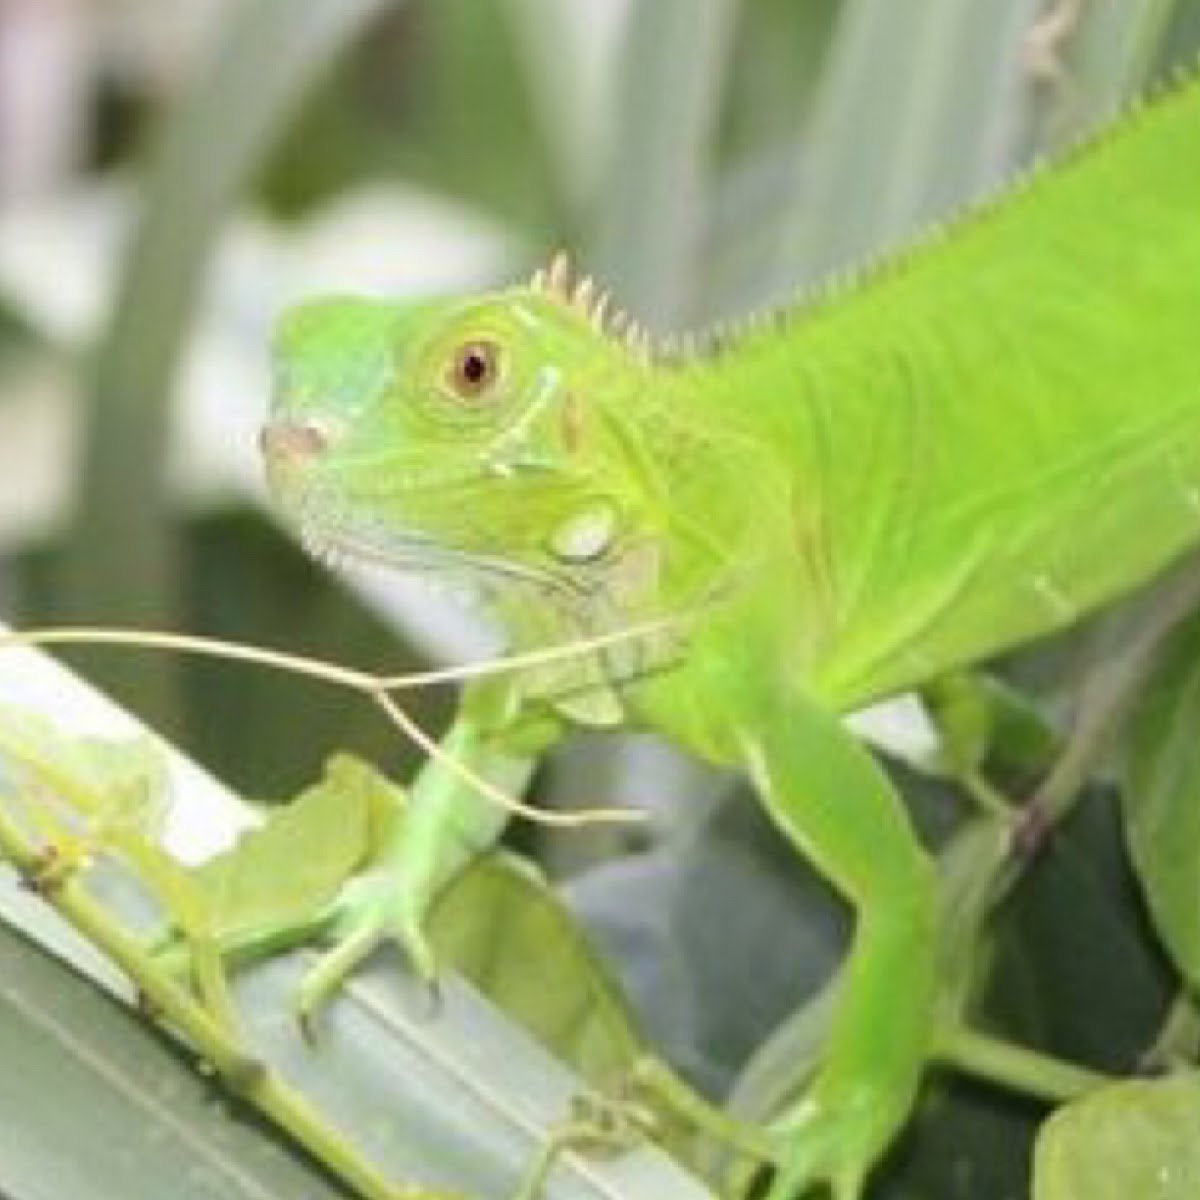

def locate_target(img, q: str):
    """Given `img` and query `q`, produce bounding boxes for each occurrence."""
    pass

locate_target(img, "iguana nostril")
[259,420,330,462]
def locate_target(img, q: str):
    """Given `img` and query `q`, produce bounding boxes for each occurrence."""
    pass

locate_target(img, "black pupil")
[462,350,488,385]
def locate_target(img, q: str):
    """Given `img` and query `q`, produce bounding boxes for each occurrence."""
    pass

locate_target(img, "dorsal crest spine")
[527,251,652,362]
[527,65,1200,371]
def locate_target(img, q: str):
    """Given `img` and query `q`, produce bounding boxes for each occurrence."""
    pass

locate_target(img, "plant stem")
[0,806,454,1200]
[630,1055,775,1161]
[1016,557,1200,847]
[932,1024,1113,1104]
[1141,990,1200,1072]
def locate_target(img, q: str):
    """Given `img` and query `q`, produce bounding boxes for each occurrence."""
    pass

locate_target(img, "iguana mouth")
[298,519,593,605]
[269,452,571,595]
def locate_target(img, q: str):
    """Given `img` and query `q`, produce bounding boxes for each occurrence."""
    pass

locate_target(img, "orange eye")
[448,340,500,399]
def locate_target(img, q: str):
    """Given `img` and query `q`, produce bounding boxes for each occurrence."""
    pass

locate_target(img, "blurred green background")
[3,3,1200,1196]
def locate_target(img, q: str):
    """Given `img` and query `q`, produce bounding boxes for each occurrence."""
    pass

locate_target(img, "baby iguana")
[260,71,1200,1200]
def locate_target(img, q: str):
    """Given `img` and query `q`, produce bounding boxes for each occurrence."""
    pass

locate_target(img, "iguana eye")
[447,339,500,400]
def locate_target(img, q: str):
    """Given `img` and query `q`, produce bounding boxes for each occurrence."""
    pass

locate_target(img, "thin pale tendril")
[367,689,629,827]
[377,613,684,688]
[0,623,689,828]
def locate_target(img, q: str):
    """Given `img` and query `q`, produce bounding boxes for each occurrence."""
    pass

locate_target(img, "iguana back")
[692,74,1200,707]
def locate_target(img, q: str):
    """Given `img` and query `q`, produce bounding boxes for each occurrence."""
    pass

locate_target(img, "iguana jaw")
[263,417,602,600]
[280,475,664,726]
[294,512,591,603]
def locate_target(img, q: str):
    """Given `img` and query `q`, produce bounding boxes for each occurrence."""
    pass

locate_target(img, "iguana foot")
[148,866,440,1036]
[613,1054,901,1198]
[296,865,438,1035]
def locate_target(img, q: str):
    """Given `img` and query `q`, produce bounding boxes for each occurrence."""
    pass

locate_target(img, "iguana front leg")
[166,681,554,1026]
[295,683,559,1025]
[733,680,939,1199]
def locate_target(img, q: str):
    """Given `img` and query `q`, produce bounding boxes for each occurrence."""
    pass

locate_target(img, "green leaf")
[432,850,725,1173]
[1122,610,1200,990]
[189,753,390,941]
[991,788,1173,1073]
[0,702,165,839]
[1033,1072,1200,1200]
[431,850,646,1088]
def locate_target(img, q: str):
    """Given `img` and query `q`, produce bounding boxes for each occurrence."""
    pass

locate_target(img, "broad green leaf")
[0,703,226,951]
[0,702,165,840]
[188,752,391,940]
[991,788,1174,1072]
[1122,611,1200,990]
[0,703,177,918]
[1033,1072,1200,1200]
[431,850,645,1088]
[432,848,724,1178]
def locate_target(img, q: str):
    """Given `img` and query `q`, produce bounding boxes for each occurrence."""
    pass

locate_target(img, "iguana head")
[262,257,675,712]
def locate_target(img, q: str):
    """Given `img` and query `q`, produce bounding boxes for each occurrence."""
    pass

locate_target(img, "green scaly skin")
[260,70,1200,1199]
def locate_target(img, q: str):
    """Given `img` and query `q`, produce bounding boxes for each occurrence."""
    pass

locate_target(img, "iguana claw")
[296,867,439,1035]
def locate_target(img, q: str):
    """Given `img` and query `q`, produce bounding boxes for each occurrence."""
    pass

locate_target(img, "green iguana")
[258,68,1200,1200]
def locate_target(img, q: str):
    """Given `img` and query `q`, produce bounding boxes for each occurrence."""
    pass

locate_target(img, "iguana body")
[261,72,1200,1200]
[673,85,1200,711]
